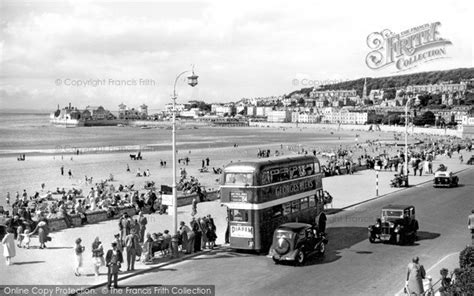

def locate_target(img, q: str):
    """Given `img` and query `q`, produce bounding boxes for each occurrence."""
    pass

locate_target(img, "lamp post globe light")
[171,68,198,236]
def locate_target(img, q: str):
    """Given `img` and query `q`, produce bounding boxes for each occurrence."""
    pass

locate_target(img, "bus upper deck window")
[290,166,300,179]
[280,168,289,181]
[226,173,253,185]
[305,164,314,175]
[261,171,270,185]
[314,162,320,173]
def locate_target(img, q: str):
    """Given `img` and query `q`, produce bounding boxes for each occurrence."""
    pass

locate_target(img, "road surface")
[114,168,474,296]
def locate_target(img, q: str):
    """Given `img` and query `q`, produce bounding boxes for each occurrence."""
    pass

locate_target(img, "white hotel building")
[321,107,368,124]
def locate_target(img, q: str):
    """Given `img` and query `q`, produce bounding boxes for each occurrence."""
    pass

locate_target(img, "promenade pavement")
[1,154,471,288]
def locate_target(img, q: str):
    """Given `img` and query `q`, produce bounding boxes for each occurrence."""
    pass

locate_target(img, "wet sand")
[0,126,418,208]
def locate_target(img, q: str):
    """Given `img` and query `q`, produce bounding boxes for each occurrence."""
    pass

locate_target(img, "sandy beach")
[0,125,428,209]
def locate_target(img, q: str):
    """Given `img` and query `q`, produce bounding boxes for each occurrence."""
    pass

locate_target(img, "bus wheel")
[295,250,305,265]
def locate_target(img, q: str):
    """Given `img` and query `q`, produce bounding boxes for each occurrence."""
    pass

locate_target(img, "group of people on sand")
[2,216,50,266]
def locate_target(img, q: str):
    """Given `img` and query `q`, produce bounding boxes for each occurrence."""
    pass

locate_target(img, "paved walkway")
[1,155,471,287]
[324,154,469,209]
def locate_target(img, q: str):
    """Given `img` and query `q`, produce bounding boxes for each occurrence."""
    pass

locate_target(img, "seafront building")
[118,103,148,120]
[100,77,473,128]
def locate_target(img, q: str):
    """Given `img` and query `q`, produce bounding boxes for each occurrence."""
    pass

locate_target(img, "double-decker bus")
[220,155,330,251]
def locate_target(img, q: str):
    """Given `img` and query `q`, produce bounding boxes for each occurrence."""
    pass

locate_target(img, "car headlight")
[389,222,395,228]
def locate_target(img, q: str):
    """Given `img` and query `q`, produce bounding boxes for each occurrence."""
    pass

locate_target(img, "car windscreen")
[382,210,403,219]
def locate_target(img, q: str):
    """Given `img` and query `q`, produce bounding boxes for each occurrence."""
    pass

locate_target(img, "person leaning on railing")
[469,210,474,244]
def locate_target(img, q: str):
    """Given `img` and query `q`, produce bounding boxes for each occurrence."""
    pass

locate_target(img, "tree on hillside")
[383,88,396,100]
[417,94,431,107]
[367,113,383,124]
[382,113,401,125]
[413,111,436,126]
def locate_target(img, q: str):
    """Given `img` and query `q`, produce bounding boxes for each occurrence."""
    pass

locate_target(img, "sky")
[0,0,472,112]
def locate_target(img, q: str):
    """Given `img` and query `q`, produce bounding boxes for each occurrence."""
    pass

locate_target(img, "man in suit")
[105,242,123,289]
[125,229,139,271]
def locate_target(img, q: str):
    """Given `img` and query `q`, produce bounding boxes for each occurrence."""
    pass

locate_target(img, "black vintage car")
[433,170,459,188]
[268,222,328,265]
[467,155,474,165]
[368,205,419,245]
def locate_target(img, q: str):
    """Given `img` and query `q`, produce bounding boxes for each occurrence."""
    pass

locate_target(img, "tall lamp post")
[404,96,413,183]
[171,68,199,235]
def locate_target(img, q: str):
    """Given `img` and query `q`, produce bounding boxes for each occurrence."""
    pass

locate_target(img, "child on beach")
[2,228,16,266]
[6,192,10,206]
[16,225,24,248]
[74,238,85,276]
[21,229,32,249]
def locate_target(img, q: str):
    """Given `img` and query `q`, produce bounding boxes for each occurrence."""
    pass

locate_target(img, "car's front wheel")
[295,250,305,265]
[396,233,404,245]
[368,231,375,243]
[318,242,326,255]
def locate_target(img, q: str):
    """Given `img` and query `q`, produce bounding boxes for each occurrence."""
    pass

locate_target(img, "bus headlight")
[248,240,254,247]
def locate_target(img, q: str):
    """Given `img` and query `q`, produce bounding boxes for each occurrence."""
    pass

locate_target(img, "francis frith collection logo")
[366,22,452,71]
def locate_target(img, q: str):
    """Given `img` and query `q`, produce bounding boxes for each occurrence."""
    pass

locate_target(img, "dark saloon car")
[268,222,327,265]
[433,171,459,188]
[368,205,418,245]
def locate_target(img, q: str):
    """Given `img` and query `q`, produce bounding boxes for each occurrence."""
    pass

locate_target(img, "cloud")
[0,0,472,111]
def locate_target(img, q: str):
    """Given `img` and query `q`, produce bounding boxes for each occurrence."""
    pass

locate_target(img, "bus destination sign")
[230,191,248,202]
[230,225,254,238]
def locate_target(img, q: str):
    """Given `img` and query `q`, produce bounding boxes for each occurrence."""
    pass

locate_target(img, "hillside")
[289,68,474,98]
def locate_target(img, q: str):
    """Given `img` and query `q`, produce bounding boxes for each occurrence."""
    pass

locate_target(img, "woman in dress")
[2,228,16,266]
[74,238,85,276]
[31,218,49,249]
[406,256,426,295]
[91,237,105,276]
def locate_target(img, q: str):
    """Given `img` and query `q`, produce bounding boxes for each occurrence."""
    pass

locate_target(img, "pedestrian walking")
[418,160,424,176]
[113,234,123,253]
[61,166,64,176]
[119,213,131,245]
[316,211,327,234]
[68,169,72,179]
[106,242,123,290]
[191,218,202,252]
[2,228,16,266]
[74,238,85,276]
[31,218,49,249]
[6,192,10,206]
[468,210,474,244]
[21,229,31,249]
[125,230,139,271]
[405,257,426,295]
[138,212,147,244]
[191,198,198,217]
[179,221,191,253]
[92,237,105,276]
